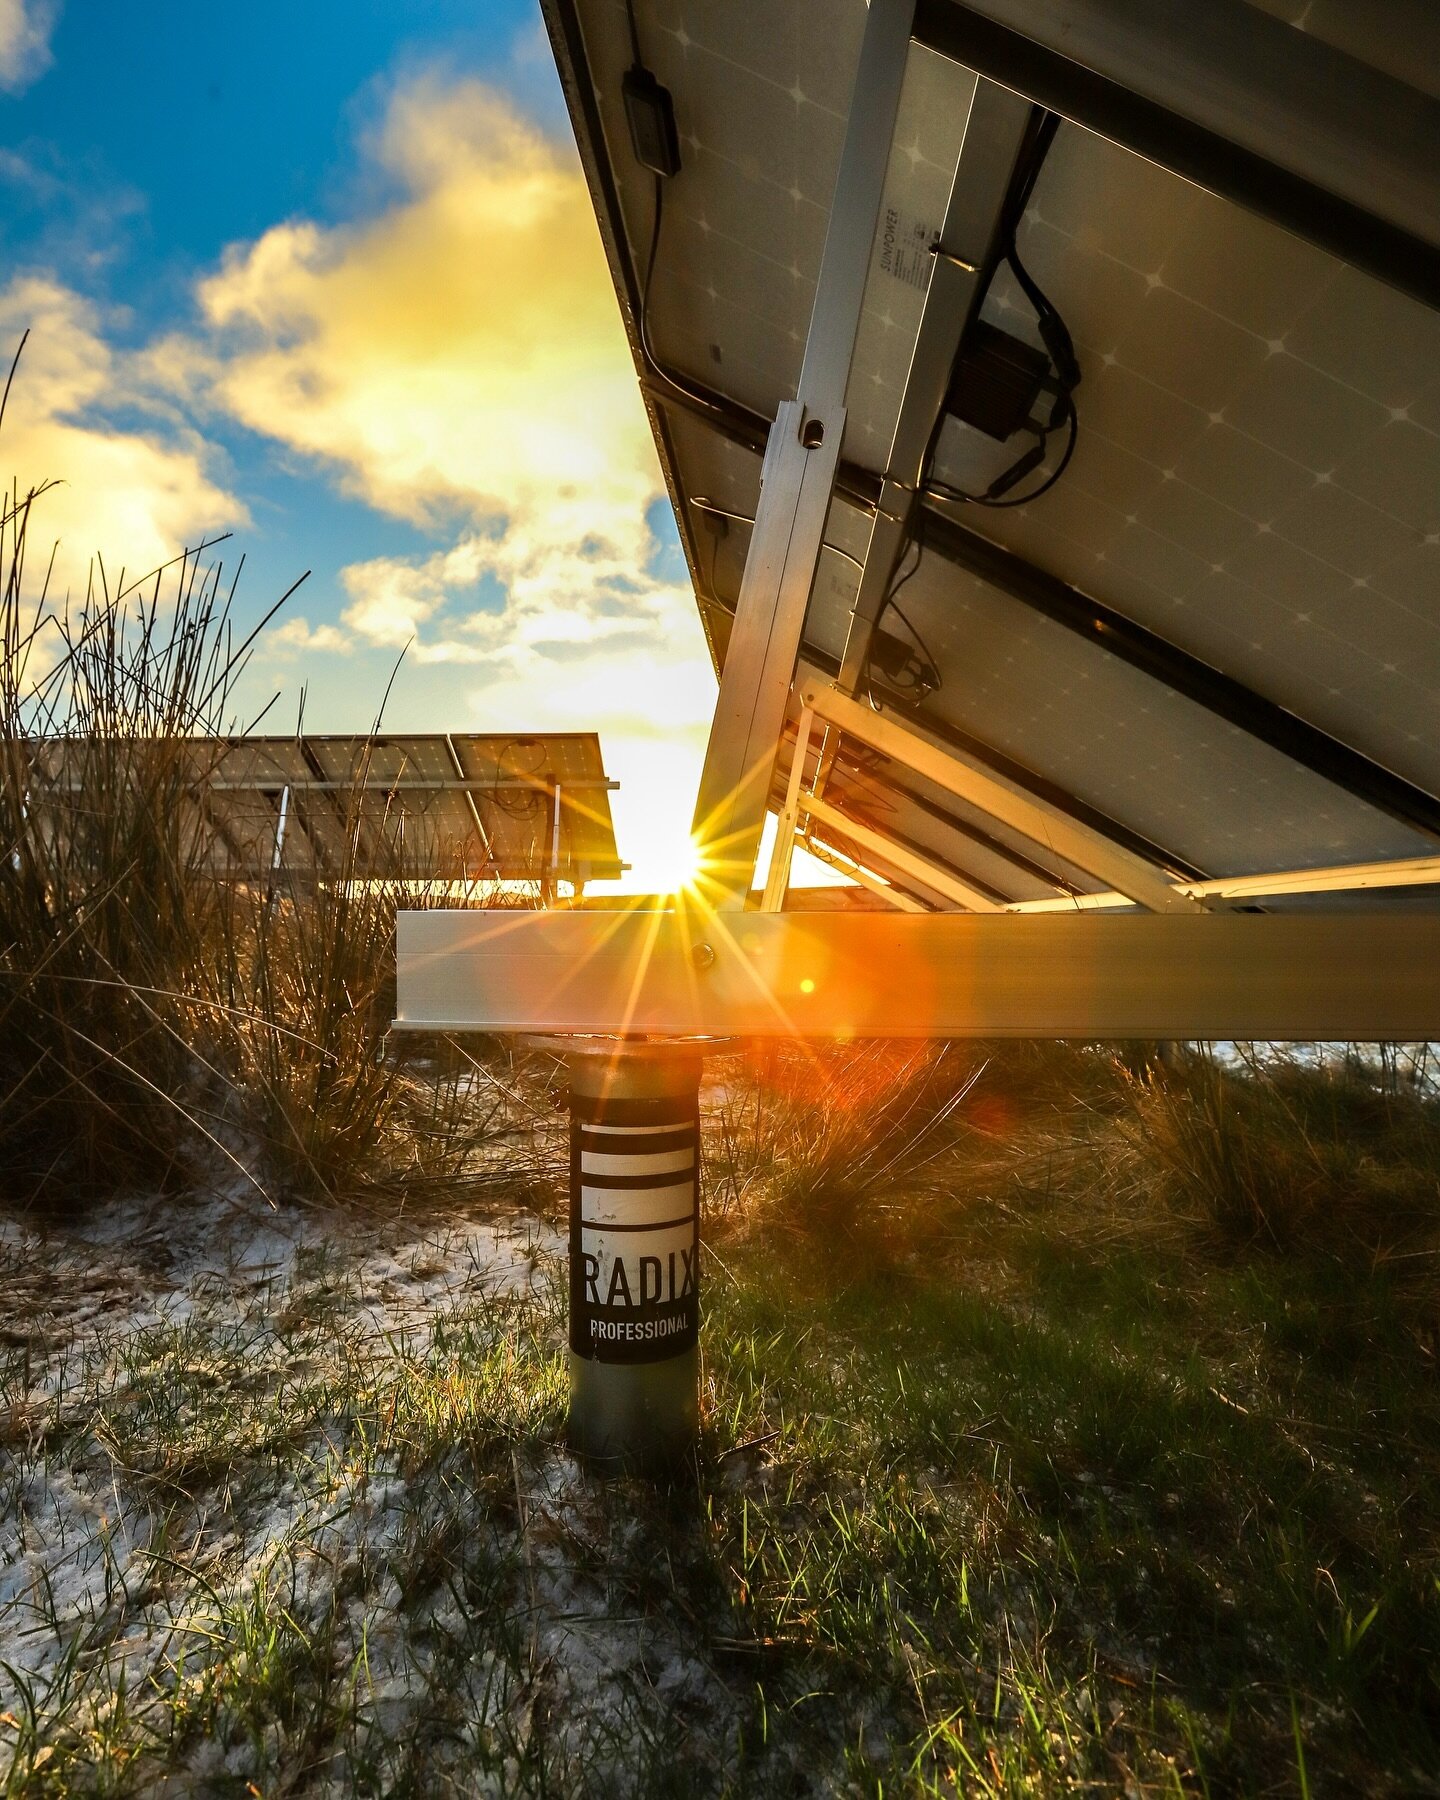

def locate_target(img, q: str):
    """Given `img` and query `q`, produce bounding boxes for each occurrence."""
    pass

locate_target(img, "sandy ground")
[0,1180,738,1793]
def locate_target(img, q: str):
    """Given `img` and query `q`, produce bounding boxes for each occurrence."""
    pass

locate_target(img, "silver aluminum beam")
[693,400,839,895]
[800,679,1203,913]
[789,645,1166,903]
[759,707,815,912]
[797,834,930,912]
[832,79,1034,700]
[395,909,1440,1040]
[1009,855,1440,912]
[202,778,618,792]
[444,732,495,865]
[803,791,1001,912]
[690,0,915,906]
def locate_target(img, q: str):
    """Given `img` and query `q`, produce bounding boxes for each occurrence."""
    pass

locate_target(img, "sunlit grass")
[694,1040,1440,1796]
[4,1041,1438,1794]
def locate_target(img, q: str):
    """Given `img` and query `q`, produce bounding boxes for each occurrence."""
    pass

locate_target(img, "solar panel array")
[547,0,1440,912]
[23,733,624,888]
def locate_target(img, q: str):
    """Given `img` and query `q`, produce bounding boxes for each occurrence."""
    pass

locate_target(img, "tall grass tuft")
[1128,1045,1440,1260]
[0,467,253,1198]
[222,858,530,1206]
[0,347,528,1208]
[707,1039,988,1254]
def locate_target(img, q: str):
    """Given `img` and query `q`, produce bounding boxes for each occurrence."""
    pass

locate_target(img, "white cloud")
[0,275,245,603]
[336,530,718,892]
[267,615,349,656]
[192,76,659,541]
[179,73,719,886]
[0,0,58,92]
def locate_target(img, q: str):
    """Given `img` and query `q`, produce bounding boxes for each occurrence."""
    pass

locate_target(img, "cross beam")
[912,0,1440,310]
[396,909,1440,1040]
[799,683,1202,912]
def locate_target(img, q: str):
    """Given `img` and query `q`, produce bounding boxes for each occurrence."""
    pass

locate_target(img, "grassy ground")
[2,1042,1437,1796]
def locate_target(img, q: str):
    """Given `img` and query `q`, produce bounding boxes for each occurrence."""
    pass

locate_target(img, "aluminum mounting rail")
[396,907,1440,1040]
[690,0,915,906]
[798,680,1203,912]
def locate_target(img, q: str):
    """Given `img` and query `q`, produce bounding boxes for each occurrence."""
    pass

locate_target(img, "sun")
[611,798,703,896]
[654,830,702,895]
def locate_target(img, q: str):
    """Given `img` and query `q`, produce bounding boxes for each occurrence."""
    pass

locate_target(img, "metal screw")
[691,941,715,970]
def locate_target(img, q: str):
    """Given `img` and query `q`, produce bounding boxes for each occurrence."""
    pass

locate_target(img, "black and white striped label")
[569,1094,699,1364]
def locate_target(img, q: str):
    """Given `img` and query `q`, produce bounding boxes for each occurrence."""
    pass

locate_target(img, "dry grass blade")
[0,343,535,1211]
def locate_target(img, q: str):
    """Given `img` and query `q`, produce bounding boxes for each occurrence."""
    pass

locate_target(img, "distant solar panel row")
[22,733,624,888]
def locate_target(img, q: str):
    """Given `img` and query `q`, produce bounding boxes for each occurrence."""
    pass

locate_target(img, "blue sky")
[0,0,718,889]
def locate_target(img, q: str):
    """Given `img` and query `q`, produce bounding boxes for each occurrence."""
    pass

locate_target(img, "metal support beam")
[803,792,1001,913]
[201,778,617,793]
[271,785,290,874]
[1009,854,1440,912]
[800,679,1203,912]
[798,834,930,913]
[691,402,841,897]
[691,0,915,905]
[445,731,495,877]
[847,759,1088,897]
[795,658,1207,887]
[759,707,815,913]
[833,80,1033,699]
[539,778,563,908]
[396,908,1440,1040]
[913,0,1440,311]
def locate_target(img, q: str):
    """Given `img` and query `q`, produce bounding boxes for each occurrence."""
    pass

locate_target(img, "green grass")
[686,1041,1440,1795]
[0,1209,571,1795]
[4,1041,1438,1795]
[697,1226,1439,1794]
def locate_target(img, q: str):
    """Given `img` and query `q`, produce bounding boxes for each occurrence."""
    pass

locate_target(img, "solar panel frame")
[21,733,625,887]
[542,0,1440,915]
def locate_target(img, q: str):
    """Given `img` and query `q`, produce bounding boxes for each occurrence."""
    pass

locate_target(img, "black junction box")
[945,320,1049,441]
[623,66,681,178]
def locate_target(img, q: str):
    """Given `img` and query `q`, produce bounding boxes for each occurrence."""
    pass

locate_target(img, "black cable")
[491,738,548,819]
[863,136,1087,706]
[689,496,866,572]
[926,396,1078,510]
[865,526,941,700]
[624,1,723,418]
[924,109,1081,511]
[693,494,938,698]
[885,595,938,677]
[882,531,924,627]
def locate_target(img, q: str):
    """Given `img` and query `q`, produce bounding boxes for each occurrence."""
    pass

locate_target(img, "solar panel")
[24,733,624,891]
[544,0,1440,916]
[400,3,1440,1473]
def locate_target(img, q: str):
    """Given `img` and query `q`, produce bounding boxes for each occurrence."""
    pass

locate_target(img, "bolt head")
[691,941,716,970]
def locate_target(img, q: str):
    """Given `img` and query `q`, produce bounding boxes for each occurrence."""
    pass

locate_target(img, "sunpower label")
[877,204,938,291]
[569,1102,699,1365]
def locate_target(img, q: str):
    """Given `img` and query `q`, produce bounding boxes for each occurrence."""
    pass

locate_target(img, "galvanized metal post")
[564,1041,703,1470]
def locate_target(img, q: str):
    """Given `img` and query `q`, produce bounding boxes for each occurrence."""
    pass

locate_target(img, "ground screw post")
[541,1039,710,1471]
